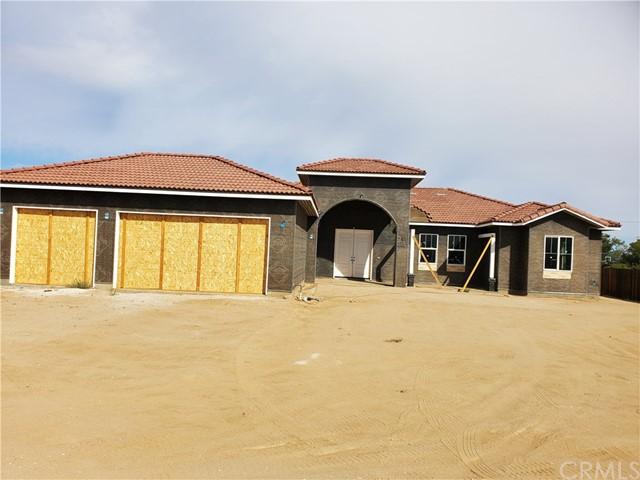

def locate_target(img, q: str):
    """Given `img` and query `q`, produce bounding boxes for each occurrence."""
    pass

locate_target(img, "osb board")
[119,214,162,289]
[14,209,50,284]
[117,214,268,294]
[49,211,95,285]
[162,216,199,291]
[199,217,238,293]
[237,219,268,294]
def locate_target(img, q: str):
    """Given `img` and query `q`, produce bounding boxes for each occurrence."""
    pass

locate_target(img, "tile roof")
[489,201,549,222]
[0,152,309,196]
[297,157,425,175]
[411,189,620,228]
[411,188,513,224]
[503,202,621,228]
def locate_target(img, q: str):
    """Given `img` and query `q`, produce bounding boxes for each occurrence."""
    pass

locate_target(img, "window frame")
[418,233,438,266]
[446,234,467,266]
[543,235,574,272]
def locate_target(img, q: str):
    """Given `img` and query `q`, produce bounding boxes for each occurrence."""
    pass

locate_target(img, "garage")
[11,208,97,286]
[115,212,269,294]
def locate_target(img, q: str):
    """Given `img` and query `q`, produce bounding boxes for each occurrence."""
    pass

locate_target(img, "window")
[544,236,573,271]
[447,235,466,265]
[419,233,438,264]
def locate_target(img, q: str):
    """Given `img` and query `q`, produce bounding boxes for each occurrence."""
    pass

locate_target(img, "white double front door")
[333,228,373,279]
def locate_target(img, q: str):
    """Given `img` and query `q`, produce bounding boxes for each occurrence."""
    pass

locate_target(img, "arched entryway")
[316,200,397,285]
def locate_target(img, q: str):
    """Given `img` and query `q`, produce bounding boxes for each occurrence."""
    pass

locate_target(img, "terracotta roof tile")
[507,202,621,228]
[297,157,425,175]
[0,152,309,196]
[411,189,621,228]
[410,188,513,224]
[489,201,549,222]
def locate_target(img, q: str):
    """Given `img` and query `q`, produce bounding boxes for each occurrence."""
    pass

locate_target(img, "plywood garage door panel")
[15,209,50,284]
[119,214,163,289]
[162,216,199,291]
[14,208,96,286]
[238,220,268,294]
[50,211,96,286]
[200,218,238,293]
[117,213,268,294]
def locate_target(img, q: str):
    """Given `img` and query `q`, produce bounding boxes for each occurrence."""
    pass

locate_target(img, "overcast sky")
[2,2,638,239]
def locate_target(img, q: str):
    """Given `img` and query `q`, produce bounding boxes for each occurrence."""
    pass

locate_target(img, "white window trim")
[543,235,574,272]
[418,233,438,268]
[447,234,467,266]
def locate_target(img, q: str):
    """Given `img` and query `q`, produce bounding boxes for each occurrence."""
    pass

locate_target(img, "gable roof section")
[411,188,514,225]
[410,188,620,228]
[297,157,426,176]
[0,152,309,196]
[488,201,549,223]
[498,202,621,228]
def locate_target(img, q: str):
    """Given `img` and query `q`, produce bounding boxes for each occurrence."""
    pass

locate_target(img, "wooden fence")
[601,267,640,302]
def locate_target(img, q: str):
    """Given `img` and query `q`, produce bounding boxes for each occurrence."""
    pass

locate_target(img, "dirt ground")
[1,281,638,479]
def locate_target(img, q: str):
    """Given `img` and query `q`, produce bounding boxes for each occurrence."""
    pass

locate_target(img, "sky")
[2,2,638,240]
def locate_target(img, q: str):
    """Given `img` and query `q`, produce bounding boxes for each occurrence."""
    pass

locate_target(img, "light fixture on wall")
[279,220,287,230]
[103,211,110,220]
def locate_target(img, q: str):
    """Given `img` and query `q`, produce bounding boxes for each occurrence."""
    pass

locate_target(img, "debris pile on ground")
[295,283,321,303]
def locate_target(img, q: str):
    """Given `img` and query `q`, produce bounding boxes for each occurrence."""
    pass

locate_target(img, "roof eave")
[0,182,318,213]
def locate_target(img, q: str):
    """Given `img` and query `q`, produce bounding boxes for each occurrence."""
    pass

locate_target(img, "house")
[0,152,620,295]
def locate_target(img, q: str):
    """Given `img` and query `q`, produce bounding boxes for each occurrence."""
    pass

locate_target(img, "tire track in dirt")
[232,305,398,474]
[406,324,561,479]
[232,310,322,458]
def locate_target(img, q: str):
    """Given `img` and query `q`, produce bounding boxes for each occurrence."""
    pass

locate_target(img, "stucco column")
[305,219,318,283]
[393,224,409,287]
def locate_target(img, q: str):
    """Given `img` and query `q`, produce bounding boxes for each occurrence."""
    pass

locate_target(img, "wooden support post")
[84,214,91,284]
[46,210,53,284]
[158,217,166,290]
[459,237,493,293]
[119,217,127,288]
[263,221,269,294]
[411,235,443,288]
[195,219,203,291]
[235,220,242,293]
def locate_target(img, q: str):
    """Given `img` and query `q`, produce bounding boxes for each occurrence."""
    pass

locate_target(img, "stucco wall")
[526,212,602,295]
[305,176,412,287]
[291,203,309,288]
[496,226,529,294]
[0,188,302,292]
[315,200,395,283]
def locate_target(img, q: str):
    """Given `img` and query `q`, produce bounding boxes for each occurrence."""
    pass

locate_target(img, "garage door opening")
[10,207,97,287]
[114,213,269,294]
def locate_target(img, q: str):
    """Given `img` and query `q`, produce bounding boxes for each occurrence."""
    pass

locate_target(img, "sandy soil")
[1,281,638,479]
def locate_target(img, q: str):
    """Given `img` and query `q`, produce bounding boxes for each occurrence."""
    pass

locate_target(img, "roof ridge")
[490,201,548,221]
[410,203,433,221]
[0,152,146,175]
[443,187,515,207]
[515,202,565,223]
[297,157,425,174]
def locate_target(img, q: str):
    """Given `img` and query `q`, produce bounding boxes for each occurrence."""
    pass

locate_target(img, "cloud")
[5,3,174,90]
[1,2,638,239]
